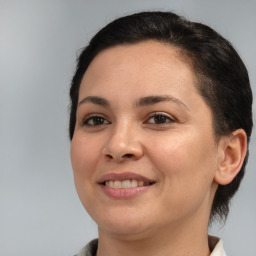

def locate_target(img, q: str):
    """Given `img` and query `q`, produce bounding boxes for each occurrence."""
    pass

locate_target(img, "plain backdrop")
[0,0,255,255]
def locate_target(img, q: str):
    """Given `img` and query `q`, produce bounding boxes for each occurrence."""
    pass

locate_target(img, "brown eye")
[146,113,175,125]
[153,115,168,124]
[82,115,109,126]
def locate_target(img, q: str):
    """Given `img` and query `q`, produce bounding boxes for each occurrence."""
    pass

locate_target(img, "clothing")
[75,236,227,256]
[208,236,227,256]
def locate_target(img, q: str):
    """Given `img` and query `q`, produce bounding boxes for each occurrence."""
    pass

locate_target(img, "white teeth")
[109,180,114,188]
[113,180,122,188]
[105,179,148,189]
[131,180,138,188]
[122,180,131,188]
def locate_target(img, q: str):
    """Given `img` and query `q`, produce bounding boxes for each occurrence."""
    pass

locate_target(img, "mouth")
[98,172,156,198]
[103,180,155,189]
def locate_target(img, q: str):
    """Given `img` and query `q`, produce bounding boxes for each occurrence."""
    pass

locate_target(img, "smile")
[104,180,154,189]
[98,172,156,199]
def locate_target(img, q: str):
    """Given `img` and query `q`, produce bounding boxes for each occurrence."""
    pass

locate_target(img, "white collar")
[209,236,227,256]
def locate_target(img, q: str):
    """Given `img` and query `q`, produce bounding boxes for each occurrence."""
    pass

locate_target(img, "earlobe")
[214,129,247,185]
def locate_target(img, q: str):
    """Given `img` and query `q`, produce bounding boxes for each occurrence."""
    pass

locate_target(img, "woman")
[69,11,253,256]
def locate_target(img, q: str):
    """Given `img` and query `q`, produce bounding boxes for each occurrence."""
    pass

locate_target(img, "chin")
[99,222,154,241]
[93,208,155,239]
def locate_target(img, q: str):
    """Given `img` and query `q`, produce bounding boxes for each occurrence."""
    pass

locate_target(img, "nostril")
[105,154,113,160]
[123,153,134,158]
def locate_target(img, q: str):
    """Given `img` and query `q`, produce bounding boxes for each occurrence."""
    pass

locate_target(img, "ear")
[214,129,247,185]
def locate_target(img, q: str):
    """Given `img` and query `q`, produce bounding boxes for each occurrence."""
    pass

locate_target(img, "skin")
[70,41,247,256]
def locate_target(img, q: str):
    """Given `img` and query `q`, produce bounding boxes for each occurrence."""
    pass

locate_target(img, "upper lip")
[97,172,155,184]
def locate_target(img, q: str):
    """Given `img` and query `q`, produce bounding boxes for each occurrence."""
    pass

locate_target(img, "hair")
[69,11,253,223]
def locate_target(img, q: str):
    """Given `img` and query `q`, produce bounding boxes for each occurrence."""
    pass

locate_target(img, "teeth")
[122,180,131,188]
[131,180,138,188]
[109,180,114,188]
[114,180,122,188]
[105,179,149,189]
[138,181,144,187]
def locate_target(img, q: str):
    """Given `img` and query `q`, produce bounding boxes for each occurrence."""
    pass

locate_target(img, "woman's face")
[71,41,221,238]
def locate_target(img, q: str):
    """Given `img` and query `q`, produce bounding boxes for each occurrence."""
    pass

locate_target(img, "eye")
[146,112,175,125]
[82,115,110,127]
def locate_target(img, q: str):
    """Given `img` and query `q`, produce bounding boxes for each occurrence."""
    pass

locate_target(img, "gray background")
[0,0,255,255]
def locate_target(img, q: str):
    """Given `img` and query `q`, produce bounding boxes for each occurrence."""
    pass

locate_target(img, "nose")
[102,122,144,162]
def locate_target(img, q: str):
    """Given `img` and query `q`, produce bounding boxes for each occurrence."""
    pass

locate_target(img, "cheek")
[148,132,190,173]
[70,134,104,211]
[148,130,217,186]
[70,135,102,182]
[147,133,217,218]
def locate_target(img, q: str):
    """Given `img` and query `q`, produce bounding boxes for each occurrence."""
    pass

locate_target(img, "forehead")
[80,41,197,97]
[87,41,190,73]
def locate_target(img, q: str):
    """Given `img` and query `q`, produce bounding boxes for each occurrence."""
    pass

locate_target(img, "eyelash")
[81,114,110,127]
[145,112,176,125]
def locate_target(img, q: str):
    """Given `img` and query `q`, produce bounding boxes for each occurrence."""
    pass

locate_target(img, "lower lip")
[99,184,150,199]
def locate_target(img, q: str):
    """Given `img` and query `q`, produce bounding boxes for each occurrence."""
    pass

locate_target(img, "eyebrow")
[78,96,110,107]
[136,95,189,110]
[78,95,189,110]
